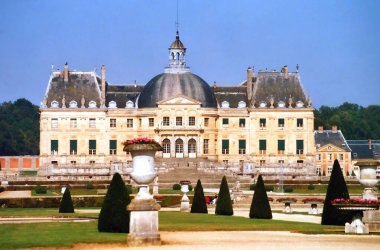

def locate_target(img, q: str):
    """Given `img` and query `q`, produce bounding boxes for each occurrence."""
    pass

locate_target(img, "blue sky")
[0,0,379,107]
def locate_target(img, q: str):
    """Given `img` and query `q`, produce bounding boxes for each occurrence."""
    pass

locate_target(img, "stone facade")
[39,32,317,178]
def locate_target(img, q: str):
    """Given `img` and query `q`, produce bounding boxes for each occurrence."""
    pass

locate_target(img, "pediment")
[157,95,201,105]
[318,143,346,152]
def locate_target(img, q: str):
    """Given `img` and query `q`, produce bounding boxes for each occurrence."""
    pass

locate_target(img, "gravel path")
[69,231,380,250]
[0,190,31,198]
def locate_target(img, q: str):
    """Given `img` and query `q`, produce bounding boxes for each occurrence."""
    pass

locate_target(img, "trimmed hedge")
[34,185,47,194]
[98,173,131,233]
[249,184,256,190]
[215,176,233,216]
[86,182,94,189]
[321,159,351,225]
[249,175,272,219]
[0,186,5,193]
[191,179,207,214]
[307,184,315,190]
[172,183,181,190]
[59,188,74,213]
[284,187,293,193]
[265,185,274,192]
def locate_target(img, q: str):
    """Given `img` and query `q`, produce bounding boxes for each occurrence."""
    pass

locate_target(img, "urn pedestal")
[180,184,190,212]
[123,143,163,246]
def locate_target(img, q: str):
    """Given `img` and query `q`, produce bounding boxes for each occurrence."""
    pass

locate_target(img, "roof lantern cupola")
[164,31,190,74]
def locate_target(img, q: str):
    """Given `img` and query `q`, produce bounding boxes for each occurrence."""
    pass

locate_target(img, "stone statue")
[249,98,256,108]
[307,97,312,108]
[269,96,274,108]
[81,95,85,108]
[288,96,293,108]
[62,95,66,108]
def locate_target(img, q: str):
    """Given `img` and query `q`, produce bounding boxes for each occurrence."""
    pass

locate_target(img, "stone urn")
[355,161,380,200]
[180,181,190,212]
[123,141,163,246]
[124,143,163,200]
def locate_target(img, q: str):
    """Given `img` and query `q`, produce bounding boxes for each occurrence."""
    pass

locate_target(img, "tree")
[215,176,233,216]
[191,179,208,214]
[321,160,351,225]
[59,188,74,213]
[249,175,272,219]
[98,173,131,233]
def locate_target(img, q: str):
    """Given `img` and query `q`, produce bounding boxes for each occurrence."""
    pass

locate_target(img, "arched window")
[126,100,134,108]
[238,101,246,108]
[88,101,97,108]
[51,100,59,108]
[278,101,285,108]
[163,139,170,154]
[221,101,230,108]
[175,138,183,153]
[171,52,175,60]
[188,139,196,154]
[108,101,117,108]
[69,100,78,108]
[176,52,180,61]
[296,101,304,108]
[259,101,267,108]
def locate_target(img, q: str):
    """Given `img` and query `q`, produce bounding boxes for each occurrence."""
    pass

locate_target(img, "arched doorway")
[163,139,170,158]
[175,138,184,158]
[188,139,196,158]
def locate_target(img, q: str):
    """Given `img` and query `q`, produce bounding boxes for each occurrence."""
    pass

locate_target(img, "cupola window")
[238,101,246,108]
[51,100,59,108]
[108,101,117,108]
[69,100,78,108]
[88,101,97,108]
[221,101,230,108]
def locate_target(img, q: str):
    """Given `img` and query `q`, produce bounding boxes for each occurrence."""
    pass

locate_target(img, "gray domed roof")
[138,73,218,108]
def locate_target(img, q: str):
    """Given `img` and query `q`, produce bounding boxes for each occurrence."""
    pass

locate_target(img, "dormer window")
[88,101,97,108]
[278,101,285,108]
[69,100,78,108]
[296,101,304,108]
[221,101,230,108]
[259,101,267,108]
[51,100,59,108]
[126,100,134,108]
[238,101,246,108]
[108,101,117,108]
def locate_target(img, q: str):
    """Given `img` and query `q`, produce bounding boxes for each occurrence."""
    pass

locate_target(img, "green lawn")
[0,209,343,249]
[0,208,98,217]
[31,189,99,196]
[271,185,363,194]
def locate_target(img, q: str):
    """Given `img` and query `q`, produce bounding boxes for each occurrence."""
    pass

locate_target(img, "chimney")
[63,62,69,82]
[101,65,106,105]
[368,139,372,150]
[247,67,253,104]
[332,125,337,132]
[318,126,324,133]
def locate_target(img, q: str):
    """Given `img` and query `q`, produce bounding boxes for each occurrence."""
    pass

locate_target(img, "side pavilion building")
[39,32,316,177]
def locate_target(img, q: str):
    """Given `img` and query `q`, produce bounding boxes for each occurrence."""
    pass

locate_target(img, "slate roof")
[212,86,248,108]
[44,72,101,108]
[106,85,144,108]
[137,73,218,108]
[252,72,308,108]
[314,130,351,151]
[346,140,380,160]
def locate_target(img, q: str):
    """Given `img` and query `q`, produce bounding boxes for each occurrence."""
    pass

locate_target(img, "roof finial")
[175,0,179,37]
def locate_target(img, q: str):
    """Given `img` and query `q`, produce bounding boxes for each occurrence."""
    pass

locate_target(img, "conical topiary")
[98,173,131,233]
[59,188,74,213]
[215,176,233,216]
[249,175,272,219]
[191,179,208,213]
[321,159,351,225]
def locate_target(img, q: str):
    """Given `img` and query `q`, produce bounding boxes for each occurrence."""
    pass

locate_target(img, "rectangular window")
[328,153,332,160]
[259,118,266,128]
[239,140,246,154]
[222,118,229,127]
[163,117,170,126]
[51,140,58,155]
[203,139,209,154]
[259,160,265,166]
[278,160,284,165]
[89,140,96,155]
[278,118,285,127]
[110,119,116,128]
[339,154,344,161]
[259,139,266,154]
[70,118,77,128]
[239,118,246,127]
[204,118,209,127]
[149,118,154,127]
[297,118,303,128]
[51,118,58,128]
[89,118,96,128]
[70,140,77,155]
[222,139,229,154]
[127,119,133,128]
[278,140,285,154]
[223,160,228,165]
[317,154,321,161]
[296,140,304,155]
[189,117,195,126]
[176,117,182,126]
[109,140,117,155]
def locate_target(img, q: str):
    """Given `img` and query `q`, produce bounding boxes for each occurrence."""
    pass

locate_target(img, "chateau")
[38,32,317,178]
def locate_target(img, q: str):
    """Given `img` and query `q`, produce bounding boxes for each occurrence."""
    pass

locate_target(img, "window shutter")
[278,140,285,151]
[296,140,304,150]
[239,140,246,149]
[51,140,58,151]
[70,140,77,151]
[259,140,266,150]
[89,140,96,149]
[109,140,117,150]
[222,140,229,149]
